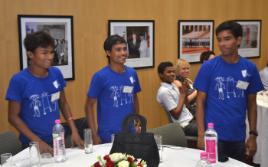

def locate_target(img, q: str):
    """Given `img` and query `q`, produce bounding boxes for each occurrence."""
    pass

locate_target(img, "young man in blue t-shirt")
[86,35,141,144]
[6,31,83,154]
[194,20,264,161]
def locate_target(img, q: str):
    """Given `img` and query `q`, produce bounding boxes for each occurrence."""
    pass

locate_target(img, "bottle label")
[53,131,66,161]
[205,139,217,163]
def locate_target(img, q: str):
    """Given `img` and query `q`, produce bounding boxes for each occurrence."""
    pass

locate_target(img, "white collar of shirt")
[160,82,178,90]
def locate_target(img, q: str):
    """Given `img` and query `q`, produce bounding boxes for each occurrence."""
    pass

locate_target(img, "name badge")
[123,86,133,93]
[236,80,249,90]
[51,92,60,102]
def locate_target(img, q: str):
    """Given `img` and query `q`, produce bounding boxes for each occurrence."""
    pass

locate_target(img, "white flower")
[109,153,126,162]
[117,160,129,167]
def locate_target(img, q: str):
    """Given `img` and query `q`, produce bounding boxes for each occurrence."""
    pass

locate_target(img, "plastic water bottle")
[52,119,66,162]
[196,151,211,167]
[205,122,218,165]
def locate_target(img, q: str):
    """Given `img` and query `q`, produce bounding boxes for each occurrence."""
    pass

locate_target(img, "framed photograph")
[108,20,154,69]
[18,15,75,80]
[178,20,214,63]
[236,20,261,58]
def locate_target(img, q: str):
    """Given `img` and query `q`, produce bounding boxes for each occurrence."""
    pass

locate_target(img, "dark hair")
[24,31,55,52]
[216,20,242,38]
[103,34,127,51]
[200,50,215,63]
[157,61,173,74]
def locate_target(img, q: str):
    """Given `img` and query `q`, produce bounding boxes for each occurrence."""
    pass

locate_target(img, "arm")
[59,91,83,148]
[246,93,258,157]
[85,97,101,144]
[8,101,53,154]
[185,79,197,105]
[196,91,207,149]
[170,83,187,119]
[186,89,197,104]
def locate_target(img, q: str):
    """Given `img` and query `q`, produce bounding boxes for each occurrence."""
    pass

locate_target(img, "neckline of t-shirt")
[26,68,51,80]
[219,55,242,65]
[107,65,127,76]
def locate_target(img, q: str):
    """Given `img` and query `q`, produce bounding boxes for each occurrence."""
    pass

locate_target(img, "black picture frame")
[18,15,75,80]
[108,20,155,69]
[178,20,214,63]
[235,20,262,59]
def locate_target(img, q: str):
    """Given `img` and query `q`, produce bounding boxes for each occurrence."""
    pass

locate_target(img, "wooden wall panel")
[0,0,267,133]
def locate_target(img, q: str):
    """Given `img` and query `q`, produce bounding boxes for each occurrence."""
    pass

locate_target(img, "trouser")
[218,140,245,162]
[183,120,198,136]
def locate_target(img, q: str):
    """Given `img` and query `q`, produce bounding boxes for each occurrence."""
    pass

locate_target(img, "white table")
[253,91,268,167]
[12,143,252,167]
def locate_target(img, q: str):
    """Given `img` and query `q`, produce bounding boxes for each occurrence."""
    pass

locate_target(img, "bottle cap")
[208,122,214,128]
[55,119,61,124]
[200,151,207,159]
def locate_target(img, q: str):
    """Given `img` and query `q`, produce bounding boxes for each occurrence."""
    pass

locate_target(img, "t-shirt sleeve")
[247,65,264,94]
[87,73,103,98]
[55,68,66,91]
[133,71,141,94]
[158,91,178,112]
[5,76,24,102]
[193,63,211,93]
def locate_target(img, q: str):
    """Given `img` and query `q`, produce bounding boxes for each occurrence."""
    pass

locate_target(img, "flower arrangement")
[91,153,147,167]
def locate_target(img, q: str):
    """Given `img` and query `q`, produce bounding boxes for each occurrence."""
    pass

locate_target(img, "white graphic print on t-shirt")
[214,76,245,100]
[29,92,58,117]
[110,85,134,108]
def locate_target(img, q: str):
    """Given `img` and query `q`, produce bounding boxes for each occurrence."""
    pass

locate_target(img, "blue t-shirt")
[194,56,263,141]
[5,67,66,145]
[87,66,141,143]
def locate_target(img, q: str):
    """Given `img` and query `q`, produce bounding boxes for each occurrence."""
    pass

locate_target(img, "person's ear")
[237,36,242,47]
[27,51,34,59]
[159,73,164,80]
[105,50,111,57]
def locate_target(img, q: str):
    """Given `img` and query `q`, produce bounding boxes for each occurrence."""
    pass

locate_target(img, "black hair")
[157,61,173,74]
[200,50,215,63]
[216,20,243,38]
[103,34,127,51]
[24,31,55,52]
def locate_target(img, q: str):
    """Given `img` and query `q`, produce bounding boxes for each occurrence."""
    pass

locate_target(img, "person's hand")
[179,82,188,95]
[173,80,182,88]
[197,135,205,150]
[92,134,102,145]
[246,136,257,157]
[135,126,142,133]
[38,140,53,154]
[71,131,84,149]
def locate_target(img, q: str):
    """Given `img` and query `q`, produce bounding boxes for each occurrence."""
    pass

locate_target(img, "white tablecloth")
[253,91,268,167]
[12,143,252,167]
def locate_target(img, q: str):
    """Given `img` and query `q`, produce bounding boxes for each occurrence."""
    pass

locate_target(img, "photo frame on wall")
[18,15,75,80]
[236,20,261,58]
[178,20,214,63]
[108,20,154,69]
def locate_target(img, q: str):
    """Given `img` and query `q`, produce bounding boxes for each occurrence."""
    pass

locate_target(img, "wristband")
[67,116,73,121]
[249,130,258,137]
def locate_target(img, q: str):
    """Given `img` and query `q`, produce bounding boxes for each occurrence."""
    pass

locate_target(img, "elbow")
[8,114,14,125]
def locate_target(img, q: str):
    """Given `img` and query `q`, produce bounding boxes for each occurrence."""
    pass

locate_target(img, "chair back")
[0,131,22,155]
[148,123,187,147]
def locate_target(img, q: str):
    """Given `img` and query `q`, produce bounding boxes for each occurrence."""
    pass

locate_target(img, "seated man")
[6,31,83,153]
[156,61,197,136]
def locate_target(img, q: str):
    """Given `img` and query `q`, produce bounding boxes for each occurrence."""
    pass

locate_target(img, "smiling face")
[217,30,242,57]
[28,46,54,69]
[106,43,128,65]
[160,66,176,83]
[177,63,190,78]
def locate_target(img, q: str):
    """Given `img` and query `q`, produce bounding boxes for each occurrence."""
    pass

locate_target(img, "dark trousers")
[218,140,245,162]
[62,117,88,147]
[183,120,198,136]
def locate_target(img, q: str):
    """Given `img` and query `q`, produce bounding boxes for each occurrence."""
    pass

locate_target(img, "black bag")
[110,114,160,167]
